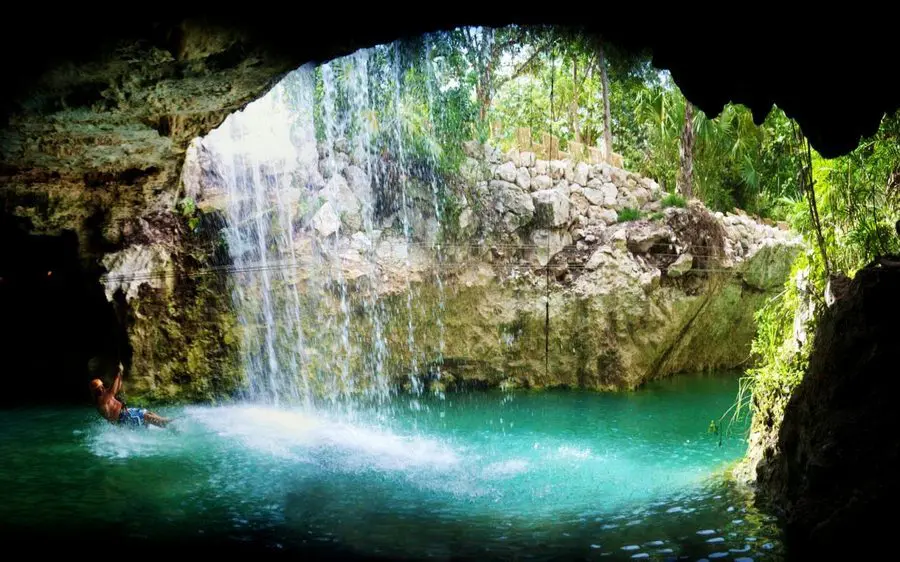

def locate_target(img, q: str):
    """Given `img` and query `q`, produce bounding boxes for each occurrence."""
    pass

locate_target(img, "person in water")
[90,363,171,428]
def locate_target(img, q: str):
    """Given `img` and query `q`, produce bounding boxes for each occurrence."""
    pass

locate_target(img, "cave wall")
[751,261,900,558]
[1,16,892,406]
[0,21,294,399]
[0,20,295,257]
[0,218,121,405]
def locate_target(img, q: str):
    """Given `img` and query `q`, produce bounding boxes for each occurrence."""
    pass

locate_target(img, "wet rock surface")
[181,137,802,393]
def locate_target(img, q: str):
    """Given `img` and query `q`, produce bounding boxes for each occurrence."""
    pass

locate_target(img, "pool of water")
[0,372,782,560]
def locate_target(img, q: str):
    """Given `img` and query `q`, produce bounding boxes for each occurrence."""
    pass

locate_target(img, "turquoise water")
[0,373,782,560]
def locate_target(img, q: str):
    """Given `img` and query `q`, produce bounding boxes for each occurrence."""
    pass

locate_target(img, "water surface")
[0,372,782,560]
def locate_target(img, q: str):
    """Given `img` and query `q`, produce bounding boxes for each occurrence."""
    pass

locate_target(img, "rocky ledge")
[115,133,804,397]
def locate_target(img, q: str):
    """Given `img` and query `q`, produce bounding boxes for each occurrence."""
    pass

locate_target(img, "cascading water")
[202,42,449,407]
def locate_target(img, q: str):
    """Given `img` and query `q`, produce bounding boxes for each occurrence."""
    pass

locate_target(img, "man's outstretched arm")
[110,362,124,396]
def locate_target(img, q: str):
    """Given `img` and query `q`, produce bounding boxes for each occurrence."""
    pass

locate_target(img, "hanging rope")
[792,120,830,276]
[545,44,556,380]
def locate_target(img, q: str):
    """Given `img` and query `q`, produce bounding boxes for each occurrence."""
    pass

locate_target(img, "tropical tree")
[677,100,695,199]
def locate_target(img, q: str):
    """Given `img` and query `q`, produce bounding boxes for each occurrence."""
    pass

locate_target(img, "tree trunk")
[599,45,613,159]
[678,101,695,199]
[478,28,495,123]
[570,58,580,143]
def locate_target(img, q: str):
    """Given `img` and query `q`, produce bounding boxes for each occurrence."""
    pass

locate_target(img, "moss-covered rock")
[109,212,243,404]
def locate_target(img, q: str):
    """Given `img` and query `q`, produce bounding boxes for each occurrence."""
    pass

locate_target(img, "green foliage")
[617,207,641,222]
[806,115,900,277]
[732,253,815,432]
[661,192,686,208]
[178,197,201,232]
[178,197,197,217]
[739,111,900,438]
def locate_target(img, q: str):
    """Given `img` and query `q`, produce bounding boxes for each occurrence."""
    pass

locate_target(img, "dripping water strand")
[424,35,446,390]
[392,43,421,396]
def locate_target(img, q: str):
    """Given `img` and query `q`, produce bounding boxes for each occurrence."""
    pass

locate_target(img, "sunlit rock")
[311,201,341,237]
[532,174,553,191]
[574,162,590,186]
[495,161,518,182]
[101,245,172,301]
[516,167,531,190]
[532,189,571,228]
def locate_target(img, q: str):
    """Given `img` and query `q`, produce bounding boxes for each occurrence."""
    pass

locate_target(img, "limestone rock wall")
[180,135,802,395]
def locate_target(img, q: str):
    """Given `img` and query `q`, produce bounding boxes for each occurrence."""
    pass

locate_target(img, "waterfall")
[200,40,449,407]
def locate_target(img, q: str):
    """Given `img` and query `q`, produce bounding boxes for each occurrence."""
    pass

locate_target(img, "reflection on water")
[0,373,783,560]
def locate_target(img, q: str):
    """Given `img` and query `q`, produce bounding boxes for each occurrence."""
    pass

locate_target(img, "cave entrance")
[0,216,121,406]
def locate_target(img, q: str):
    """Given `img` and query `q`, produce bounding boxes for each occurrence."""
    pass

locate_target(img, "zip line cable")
[97,242,758,284]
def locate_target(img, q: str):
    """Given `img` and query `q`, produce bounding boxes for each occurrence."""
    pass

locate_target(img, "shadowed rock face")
[2,16,897,253]
[754,261,900,559]
[0,20,294,256]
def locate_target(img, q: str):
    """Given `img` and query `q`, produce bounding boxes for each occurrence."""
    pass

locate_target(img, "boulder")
[458,208,475,234]
[639,268,662,292]
[667,252,694,277]
[600,183,618,206]
[460,157,486,184]
[549,160,569,180]
[311,202,341,238]
[321,174,362,230]
[609,228,628,251]
[610,166,628,184]
[516,167,531,190]
[588,206,619,225]
[615,192,639,212]
[582,187,605,206]
[563,160,576,182]
[505,148,521,167]
[574,162,590,186]
[569,191,591,218]
[532,189,571,228]
[532,174,553,191]
[520,151,536,167]
[593,164,612,183]
[583,182,617,207]
[303,167,326,191]
[633,186,651,206]
[485,144,502,163]
[534,160,549,175]
[643,200,662,213]
[585,247,614,271]
[491,180,534,231]
[495,161,518,182]
[626,223,672,253]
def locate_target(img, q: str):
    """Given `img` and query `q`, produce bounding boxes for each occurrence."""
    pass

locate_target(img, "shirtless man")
[90,363,170,428]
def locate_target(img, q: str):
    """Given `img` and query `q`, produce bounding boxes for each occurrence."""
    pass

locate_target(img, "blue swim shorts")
[118,408,147,427]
